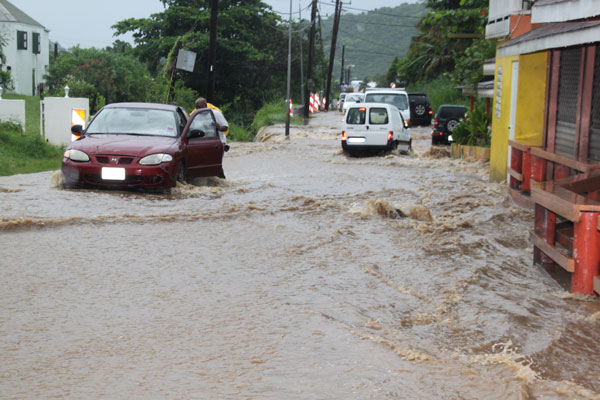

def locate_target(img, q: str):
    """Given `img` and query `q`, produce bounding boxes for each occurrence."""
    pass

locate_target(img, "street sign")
[176,50,197,72]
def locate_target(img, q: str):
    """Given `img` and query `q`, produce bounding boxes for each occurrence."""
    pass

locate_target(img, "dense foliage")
[113,0,327,124]
[387,0,495,86]
[45,45,152,112]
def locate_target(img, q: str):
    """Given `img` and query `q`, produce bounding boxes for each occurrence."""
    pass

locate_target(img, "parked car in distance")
[341,93,364,113]
[341,103,411,156]
[363,88,411,127]
[408,92,433,126]
[61,102,225,191]
[338,93,347,111]
[431,104,468,145]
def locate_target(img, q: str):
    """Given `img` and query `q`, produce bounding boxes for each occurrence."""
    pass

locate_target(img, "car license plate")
[348,137,366,144]
[101,167,125,180]
[448,135,453,142]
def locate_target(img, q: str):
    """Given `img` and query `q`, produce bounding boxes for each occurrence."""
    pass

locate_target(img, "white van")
[341,103,411,155]
[363,88,411,126]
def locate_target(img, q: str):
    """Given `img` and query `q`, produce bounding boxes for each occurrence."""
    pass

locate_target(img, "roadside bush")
[451,101,491,147]
[227,122,253,142]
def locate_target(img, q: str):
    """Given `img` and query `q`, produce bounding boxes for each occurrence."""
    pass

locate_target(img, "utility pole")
[340,44,345,87]
[299,1,305,107]
[303,0,317,121]
[285,0,292,137]
[324,0,342,111]
[207,0,218,103]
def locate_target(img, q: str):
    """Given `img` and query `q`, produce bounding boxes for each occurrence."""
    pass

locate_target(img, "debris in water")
[421,147,450,159]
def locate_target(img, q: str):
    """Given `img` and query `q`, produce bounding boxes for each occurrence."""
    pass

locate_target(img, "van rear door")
[345,107,369,145]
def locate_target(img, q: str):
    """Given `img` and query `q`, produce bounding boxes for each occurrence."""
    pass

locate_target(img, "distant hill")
[320,2,426,83]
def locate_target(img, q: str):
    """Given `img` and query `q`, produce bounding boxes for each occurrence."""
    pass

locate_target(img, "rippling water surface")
[1,112,599,399]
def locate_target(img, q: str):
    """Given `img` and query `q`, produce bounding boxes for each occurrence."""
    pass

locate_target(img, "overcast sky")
[14,0,420,49]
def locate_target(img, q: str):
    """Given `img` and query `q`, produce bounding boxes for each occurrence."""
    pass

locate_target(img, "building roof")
[0,0,45,29]
[497,20,600,57]
[535,0,571,5]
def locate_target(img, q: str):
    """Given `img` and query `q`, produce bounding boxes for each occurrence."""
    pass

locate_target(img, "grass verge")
[250,99,302,136]
[0,122,63,176]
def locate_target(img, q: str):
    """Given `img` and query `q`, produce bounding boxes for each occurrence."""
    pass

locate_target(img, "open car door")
[183,109,225,179]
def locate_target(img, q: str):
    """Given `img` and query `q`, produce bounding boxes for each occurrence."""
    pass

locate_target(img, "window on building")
[555,48,580,157]
[32,32,40,54]
[17,31,27,50]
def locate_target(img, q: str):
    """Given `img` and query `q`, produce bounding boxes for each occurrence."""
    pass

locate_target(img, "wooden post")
[571,212,600,294]
[531,154,546,184]
[555,164,571,180]
[522,150,532,192]
[510,147,523,190]
[534,204,557,265]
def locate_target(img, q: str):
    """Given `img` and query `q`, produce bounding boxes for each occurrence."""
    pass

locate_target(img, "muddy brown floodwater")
[1,111,599,399]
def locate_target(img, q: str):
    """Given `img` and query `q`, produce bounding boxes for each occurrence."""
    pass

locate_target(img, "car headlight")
[64,149,90,162]
[139,153,173,165]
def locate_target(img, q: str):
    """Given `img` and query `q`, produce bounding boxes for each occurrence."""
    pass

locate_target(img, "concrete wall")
[42,97,89,146]
[0,98,25,131]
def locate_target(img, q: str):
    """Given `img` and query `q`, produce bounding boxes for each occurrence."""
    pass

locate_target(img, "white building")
[0,0,49,95]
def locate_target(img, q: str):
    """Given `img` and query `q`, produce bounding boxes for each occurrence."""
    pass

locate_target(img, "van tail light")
[434,118,438,128]
[428,109,433,115]
[387,131,393,141]
[341,131,347,141]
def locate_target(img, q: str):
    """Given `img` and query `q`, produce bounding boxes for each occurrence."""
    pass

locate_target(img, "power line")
[318,1,423,19]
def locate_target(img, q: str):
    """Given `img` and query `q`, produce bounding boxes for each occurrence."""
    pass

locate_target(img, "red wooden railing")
[509,140,600,295]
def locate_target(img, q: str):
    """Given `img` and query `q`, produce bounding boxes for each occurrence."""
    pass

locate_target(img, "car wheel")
[176,162,186,184]
[447,119,459,132]
[432,136,438,145]
[414,104,426,116]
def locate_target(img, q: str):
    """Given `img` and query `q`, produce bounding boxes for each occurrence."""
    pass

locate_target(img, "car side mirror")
[71,124,84,140]
[188,128,206,138]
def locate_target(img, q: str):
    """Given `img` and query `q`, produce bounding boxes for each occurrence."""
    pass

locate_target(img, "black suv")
[408,93,432,126]
[431,104,468,145]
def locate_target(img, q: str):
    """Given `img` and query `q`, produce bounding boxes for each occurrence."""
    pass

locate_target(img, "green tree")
[388,0,493,86]
[45,46,152,112]
[113,0,326,123]
[0,32,12,89]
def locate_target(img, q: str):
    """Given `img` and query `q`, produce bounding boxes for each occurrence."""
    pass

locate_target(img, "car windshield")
[365,93,408,110]
[86,108,179,137]
[346,94,363,102]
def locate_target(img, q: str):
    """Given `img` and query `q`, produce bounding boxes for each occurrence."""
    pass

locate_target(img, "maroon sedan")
[61,102,225,190]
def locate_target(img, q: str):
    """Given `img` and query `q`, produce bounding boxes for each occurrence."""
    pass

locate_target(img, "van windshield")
[365,93,408,110]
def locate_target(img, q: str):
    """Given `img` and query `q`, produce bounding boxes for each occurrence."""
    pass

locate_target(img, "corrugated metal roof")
[0,0,45,28]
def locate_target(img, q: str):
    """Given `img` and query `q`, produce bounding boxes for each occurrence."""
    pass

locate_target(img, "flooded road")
[1,111,599,399]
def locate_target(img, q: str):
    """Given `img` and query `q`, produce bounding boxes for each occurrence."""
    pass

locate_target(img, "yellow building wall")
[489,52,548,182]
[490,55,518,182]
